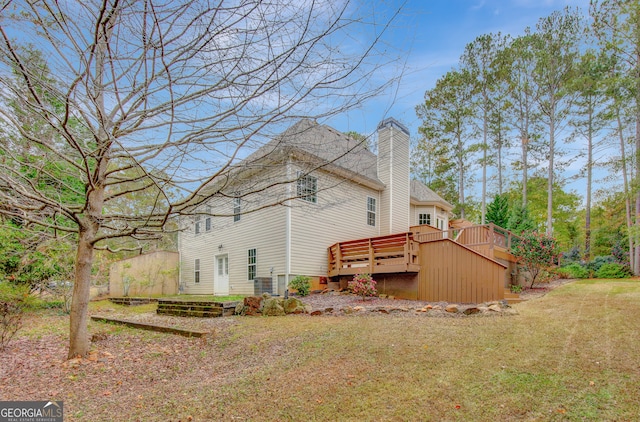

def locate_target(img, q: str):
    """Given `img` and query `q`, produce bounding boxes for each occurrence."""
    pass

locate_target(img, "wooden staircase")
[503,289,523,304]
[156,299,240,317]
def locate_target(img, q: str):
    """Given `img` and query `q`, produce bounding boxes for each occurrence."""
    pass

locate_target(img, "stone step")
[109,297,158,306]
[156,300,240,318]
[158,304,221,311]
[158,300,223,307]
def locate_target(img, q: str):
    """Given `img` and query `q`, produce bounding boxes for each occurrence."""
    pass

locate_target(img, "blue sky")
[325,0,591,202]
[329,0,587,136]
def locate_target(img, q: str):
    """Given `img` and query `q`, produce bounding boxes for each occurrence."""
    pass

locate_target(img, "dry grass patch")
[1,280,639,421]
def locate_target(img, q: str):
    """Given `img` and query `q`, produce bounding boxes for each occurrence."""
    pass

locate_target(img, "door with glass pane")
[214,254,229,295]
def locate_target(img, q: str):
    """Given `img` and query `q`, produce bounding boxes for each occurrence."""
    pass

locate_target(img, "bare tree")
[0,0,403,358]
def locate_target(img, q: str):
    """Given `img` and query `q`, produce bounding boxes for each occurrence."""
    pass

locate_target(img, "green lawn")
[5,279,640,421]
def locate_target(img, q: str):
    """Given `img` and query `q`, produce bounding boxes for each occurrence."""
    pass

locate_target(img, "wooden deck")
[328,224,521,302]
[328,224,519,278]
[328,232,420,277]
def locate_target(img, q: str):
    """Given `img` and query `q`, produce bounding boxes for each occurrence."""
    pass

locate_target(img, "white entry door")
[214,254,229,295]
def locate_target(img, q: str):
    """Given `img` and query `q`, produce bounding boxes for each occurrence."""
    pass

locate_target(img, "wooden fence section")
[417,239,507,303]
[328,233,420,277]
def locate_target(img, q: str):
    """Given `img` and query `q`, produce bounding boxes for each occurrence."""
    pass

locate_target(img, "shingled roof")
[247,118,382,188]
[410,179,453,211]
[239,119,451,208]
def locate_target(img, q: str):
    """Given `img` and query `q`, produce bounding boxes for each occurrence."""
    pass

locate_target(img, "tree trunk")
[522,115,529,207]
[617,108,634,270]
[547,107,555,236]
[497,119,503,195]
[481,101,488,224]
[585,108,593,261]
[635,78,640,275]
[68,225,95,358]
[458,133,465,219]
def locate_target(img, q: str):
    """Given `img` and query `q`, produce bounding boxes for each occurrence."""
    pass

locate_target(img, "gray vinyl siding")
[289,168,381,277]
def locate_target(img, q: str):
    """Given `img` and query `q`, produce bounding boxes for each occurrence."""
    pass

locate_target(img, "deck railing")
[328,224,520,278]
[328,232,420,277]
[413,223,519,259]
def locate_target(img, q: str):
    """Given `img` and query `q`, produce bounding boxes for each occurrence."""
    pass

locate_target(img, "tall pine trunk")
[481,98,488,224]
[616,109,634,271]
[585,111,593,261]
[547,98,555,236]
[458,132,465,220]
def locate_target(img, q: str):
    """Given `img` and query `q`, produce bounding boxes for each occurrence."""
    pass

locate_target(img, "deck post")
[489,223,494,251]
[368,238,374,273]
[404,233,410,270]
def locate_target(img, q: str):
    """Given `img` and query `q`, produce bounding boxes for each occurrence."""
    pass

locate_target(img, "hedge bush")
[288,275,311,297]
[560,263,589,279]
[595,263,631,279]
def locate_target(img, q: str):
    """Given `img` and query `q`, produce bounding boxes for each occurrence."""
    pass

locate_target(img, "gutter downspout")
[388,127,394,233]
[285,156,292,292]
[177,216,182,295]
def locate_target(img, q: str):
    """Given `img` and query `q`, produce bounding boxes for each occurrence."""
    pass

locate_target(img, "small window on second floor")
[367,197,376,226]
[205,206,212,231]
[419,213,431,226]
[297,172,317,203]
[233,196,241,222]
[194,215,201,234]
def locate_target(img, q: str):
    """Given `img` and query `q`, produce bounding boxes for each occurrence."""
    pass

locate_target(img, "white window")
[205,206,212,231]
[419,213,431,226]
[217,256,228,276]
[297,172,317,203]
[367,197,376,226]
[247,249,257,280]
[194,259,200,283]
[233,196,241,222]
[194,215,201,234]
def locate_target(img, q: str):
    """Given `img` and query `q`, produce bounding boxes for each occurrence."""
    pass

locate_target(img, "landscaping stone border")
[304,300,517,317]
[233,293,517,317]
[91,315,210,338]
